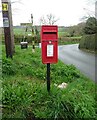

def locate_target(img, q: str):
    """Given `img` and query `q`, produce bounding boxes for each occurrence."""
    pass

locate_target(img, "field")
[1,45,97,119]
[13,26,32,35]
[0,26,81,45]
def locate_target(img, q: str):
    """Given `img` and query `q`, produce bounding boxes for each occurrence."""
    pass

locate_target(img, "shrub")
[79,34,97,51]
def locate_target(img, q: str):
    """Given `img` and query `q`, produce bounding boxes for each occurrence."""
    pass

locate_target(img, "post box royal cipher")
[41,25,58,64]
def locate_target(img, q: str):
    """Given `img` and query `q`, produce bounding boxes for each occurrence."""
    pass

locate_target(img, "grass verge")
[1,45,97,119]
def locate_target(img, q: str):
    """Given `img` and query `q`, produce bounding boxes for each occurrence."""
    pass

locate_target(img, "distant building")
[20,23,32,26]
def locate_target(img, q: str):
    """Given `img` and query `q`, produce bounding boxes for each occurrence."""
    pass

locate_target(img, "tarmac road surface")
[58,44,97,82]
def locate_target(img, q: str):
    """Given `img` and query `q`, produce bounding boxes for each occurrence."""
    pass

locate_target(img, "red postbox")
[41,25,58,64]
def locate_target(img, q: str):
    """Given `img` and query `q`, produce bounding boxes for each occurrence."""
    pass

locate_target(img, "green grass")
[58,31,69,37]
[13,27,32,35]
[70,36,82,39]
[1,45,97,119]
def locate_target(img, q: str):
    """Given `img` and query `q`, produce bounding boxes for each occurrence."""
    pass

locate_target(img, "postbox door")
[42,41,58,64]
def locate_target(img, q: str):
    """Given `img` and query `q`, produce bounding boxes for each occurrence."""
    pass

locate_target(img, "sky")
[0,0,96,27]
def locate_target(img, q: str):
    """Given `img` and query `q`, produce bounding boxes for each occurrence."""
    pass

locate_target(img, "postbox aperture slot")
[42,32,57,40]
[43,32,56,34]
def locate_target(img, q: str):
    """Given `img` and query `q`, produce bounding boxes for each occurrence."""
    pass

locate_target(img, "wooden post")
[1,0,15,58]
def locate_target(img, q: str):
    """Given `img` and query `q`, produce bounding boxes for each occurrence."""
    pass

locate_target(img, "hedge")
[1,34,41,45]
[79,34,97,51]
[14,34,40,44]
[59,37,81,45]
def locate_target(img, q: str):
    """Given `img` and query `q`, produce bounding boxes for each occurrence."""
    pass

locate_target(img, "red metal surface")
[41,25,58,64]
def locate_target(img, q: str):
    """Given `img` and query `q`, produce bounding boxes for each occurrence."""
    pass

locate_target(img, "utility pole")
[1,0,15,58]
[31,14,35,52]
[95,1,97,19]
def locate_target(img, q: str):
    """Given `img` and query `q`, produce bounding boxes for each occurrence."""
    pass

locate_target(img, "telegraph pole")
[96,1,97,19]
[1,0,15,58]
[31,14,35,52]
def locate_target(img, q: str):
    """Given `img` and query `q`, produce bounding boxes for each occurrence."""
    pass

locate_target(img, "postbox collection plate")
[47,44,54,57]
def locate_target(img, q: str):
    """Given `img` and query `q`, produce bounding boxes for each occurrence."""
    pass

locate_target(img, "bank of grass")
[1,45,97,119]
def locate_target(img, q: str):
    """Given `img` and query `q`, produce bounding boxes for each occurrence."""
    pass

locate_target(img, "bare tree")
[80,0,97,22]
[47,14,59,25]
[40,16,47,25]
[39,13,59,25]
[86,0,97,5]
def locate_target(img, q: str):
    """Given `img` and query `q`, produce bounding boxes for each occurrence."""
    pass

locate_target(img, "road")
[58,44,97,81]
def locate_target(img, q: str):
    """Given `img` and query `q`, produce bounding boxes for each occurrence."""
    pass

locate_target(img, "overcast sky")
[0,0,96,26]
